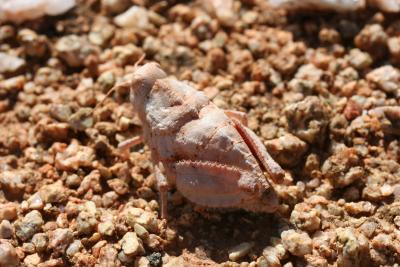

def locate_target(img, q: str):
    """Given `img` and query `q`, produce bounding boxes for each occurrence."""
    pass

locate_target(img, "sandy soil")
[0,1,400,266]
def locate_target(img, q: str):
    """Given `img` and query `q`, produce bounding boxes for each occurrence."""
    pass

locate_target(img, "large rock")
[0,0,76,24]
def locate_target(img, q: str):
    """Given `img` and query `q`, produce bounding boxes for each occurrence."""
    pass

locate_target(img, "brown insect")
[97,58,285,219]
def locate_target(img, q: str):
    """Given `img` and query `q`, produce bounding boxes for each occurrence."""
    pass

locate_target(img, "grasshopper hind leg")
[230,118,285,184]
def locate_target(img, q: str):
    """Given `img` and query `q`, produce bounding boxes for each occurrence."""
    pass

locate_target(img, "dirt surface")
[1,0,400,266]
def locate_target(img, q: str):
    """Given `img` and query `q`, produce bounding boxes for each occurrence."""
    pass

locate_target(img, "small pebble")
[0,203,18,221]
[49,228,73,253]
[76,211,97,235]
[66,240,83,258]
[39,181,67,204]
[281,230,312,257]
[0,220,13,239]
[124,207,158,233]
[0,240,19,267]
[114,6,151,30]
[120,232,145,256]
[0,52,25,74]
[98,221,115,237]
[55,35,95,67]
[15,210,44,241]
[228,242,254,261]
[23,253,41,266]
[32,233,48,253]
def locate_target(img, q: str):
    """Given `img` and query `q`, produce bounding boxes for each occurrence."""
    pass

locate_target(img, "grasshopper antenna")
[93,80,130,111]
[94,53,146,112]
[133,53,146,70]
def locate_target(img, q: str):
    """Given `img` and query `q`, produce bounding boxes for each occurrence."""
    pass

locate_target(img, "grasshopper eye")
[130,77,148,93]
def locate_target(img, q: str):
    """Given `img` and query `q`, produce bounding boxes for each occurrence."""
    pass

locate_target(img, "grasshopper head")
[94,61,167,112]
[130,62,167,100]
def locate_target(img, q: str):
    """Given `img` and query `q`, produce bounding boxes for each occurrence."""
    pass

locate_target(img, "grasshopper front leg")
[118,137,170,219]
[117,135,144,159]
[154,163,170,219]
[118,135,144,151]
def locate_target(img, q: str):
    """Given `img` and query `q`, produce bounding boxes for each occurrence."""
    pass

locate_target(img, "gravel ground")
[1,0,400,266]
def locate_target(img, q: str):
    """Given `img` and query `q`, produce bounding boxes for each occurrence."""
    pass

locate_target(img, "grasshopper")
[97,59,285,219]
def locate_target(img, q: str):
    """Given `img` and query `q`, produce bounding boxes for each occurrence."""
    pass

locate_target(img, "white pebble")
[114,6,151,30]
[228,242,254,261]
